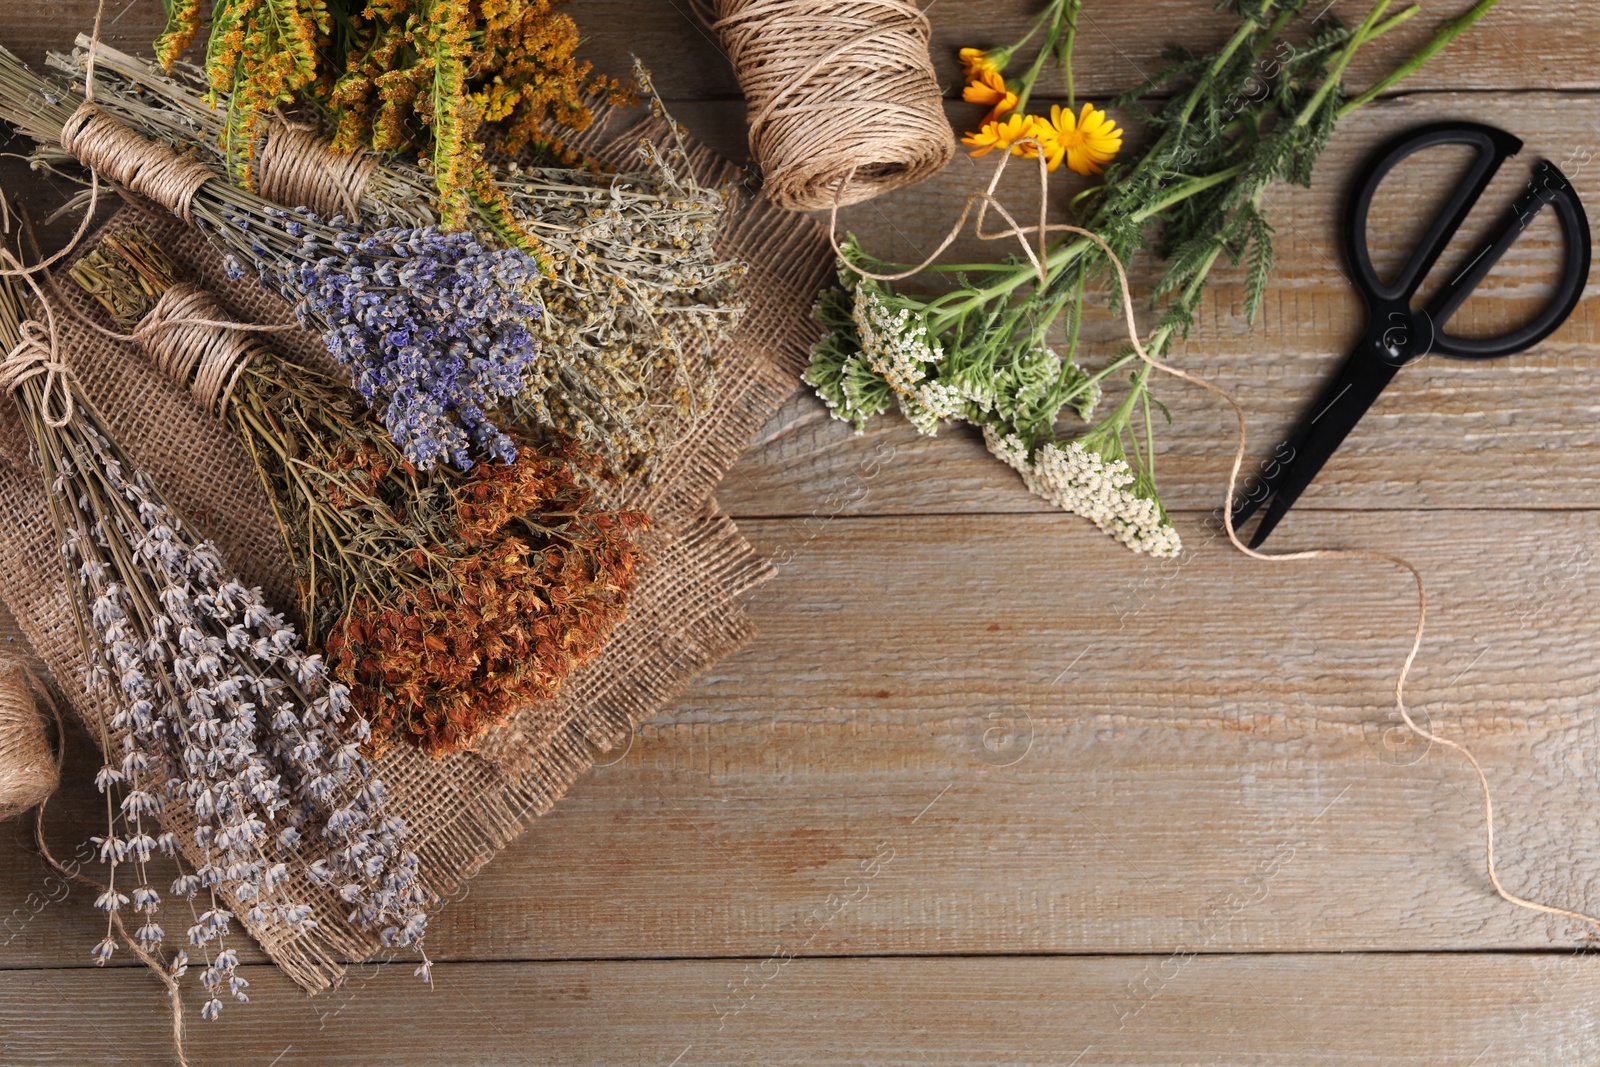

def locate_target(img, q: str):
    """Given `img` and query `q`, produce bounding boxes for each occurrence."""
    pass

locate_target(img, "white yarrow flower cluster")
[985,426,1183,558]
[851,289,960,435]
[46,417,431,1019]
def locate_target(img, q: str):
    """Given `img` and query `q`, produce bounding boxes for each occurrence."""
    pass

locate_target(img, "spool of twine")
[135,284,270,416]
[256,123,377,221]
[0,662,56,822]
[697,0,955,211]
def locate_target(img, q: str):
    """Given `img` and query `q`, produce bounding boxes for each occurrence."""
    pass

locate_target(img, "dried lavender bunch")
[46,44,744,481]
[247,212,542,470]
[72,228,646,756]
[0,45,542,473]
[0,274,430,1017]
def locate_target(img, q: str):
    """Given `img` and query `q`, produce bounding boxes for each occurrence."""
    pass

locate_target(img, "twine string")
[133,284,269,416]
[0,0,110,281]
[705,0,953,210]
[256,121,376,221]
[835,147,1600,936]
[0,320,75,429]
[0,660,56,821]
[58,104,213,226]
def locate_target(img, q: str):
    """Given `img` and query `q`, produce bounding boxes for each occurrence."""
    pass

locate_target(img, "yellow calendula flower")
[959,47,1004,80]
[962,69,1018,126]
[1038,102,1124,176]
[962,113,1048,160]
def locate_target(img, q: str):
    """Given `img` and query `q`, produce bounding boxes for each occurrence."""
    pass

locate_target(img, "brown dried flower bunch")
[155,0,628,232]
[72,227,646,756]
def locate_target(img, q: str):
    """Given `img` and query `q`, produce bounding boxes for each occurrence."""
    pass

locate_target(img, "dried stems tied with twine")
[155,0,627,232]
[0,265,429,1019]
[43,45,746,482]
[72,228,647,757]
[0,45,546,473]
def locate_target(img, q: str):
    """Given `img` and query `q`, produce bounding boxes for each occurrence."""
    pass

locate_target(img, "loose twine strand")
[826,145,1600,936]
[702,0,953,210]
[0,0,108,280]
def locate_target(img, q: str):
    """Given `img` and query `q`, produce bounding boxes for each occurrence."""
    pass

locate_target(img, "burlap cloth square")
[0,104,832,990]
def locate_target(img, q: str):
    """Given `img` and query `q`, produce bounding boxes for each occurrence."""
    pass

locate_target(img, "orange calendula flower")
[959,47,1003,80]
[962,113,1047,160]
[1039,102,1124,176]
[962,69,1018,126]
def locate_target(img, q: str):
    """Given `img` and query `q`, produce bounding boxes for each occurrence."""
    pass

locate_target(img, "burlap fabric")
[0,109,832,990]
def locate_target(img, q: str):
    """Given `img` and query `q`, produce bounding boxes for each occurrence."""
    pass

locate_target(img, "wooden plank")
[9,1,1597,98]
[5,510,1600,964]
[578,0,1600,102]
[3,953,1599,1065]
[723,88,1600,518]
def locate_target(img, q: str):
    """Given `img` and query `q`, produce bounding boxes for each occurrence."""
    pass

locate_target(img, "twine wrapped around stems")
[693,0,954,210]
[256,122,377,221]
[0,660,56,822]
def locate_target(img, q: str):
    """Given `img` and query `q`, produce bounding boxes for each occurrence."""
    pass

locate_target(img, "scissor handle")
[1344,121,1523,306]
[1426,159,1591,360]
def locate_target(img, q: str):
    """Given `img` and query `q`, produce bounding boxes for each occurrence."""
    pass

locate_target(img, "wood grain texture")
[4,954,1600,1066]
[3,2,1600,1064]
[6,512,1600,968]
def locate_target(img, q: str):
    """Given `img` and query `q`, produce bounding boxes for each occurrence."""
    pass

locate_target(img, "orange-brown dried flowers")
[74,227,646,757]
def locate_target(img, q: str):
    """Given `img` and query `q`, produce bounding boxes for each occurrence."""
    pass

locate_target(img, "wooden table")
[4,1,1600,1062]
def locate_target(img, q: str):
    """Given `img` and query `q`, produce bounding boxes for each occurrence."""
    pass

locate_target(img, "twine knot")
[700,0,953,210]
[1,321,76,429]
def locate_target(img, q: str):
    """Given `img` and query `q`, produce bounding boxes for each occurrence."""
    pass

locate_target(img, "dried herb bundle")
[72,228,646,756]
[0,269,429,1017]
[0,44,550,472]
[45,44,745,481]
[155,0,626,228]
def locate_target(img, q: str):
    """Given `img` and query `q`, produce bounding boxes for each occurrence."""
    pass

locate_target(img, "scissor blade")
[1242,345,1401,548]
[1230,347,1379,529]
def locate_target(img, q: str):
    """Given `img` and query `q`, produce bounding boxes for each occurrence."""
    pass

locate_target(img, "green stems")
[1295,0,1397,127]
[1339,0,1500,117]
[1012,0,1083,118]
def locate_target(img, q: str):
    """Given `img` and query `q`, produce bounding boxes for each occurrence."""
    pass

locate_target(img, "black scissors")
[1233,120,1591,547]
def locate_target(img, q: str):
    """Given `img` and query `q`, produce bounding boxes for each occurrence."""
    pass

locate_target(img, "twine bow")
[0,320,74,429]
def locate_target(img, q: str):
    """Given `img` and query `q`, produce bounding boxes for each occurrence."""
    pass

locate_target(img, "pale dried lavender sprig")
[45,44,745,480]
[0,46,540,473]
[0,280,430,1017]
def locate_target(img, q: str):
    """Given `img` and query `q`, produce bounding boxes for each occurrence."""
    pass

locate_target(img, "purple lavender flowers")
[200,196,543,470]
